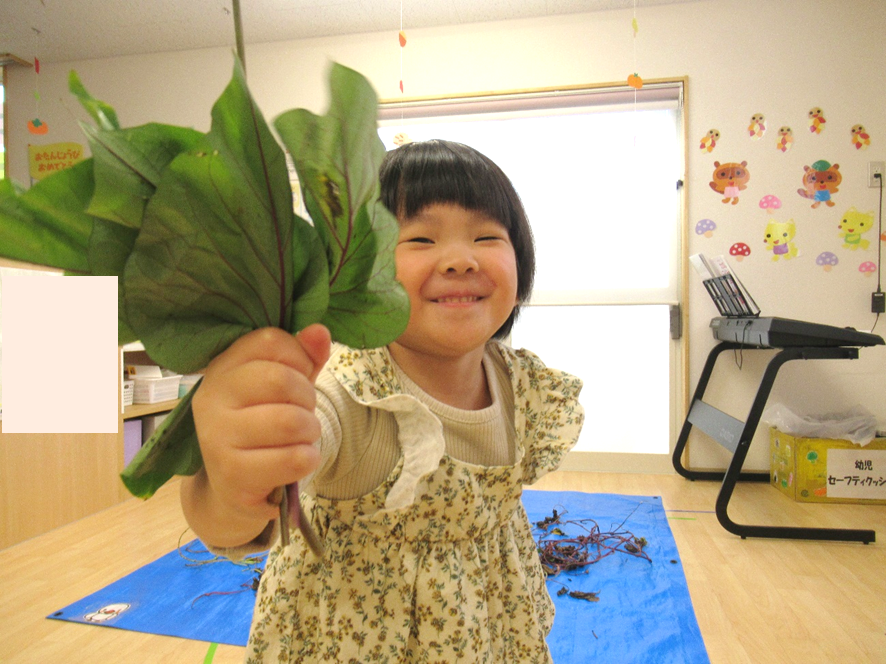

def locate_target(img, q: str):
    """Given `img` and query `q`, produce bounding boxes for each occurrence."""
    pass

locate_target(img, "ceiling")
[1,0,696,65]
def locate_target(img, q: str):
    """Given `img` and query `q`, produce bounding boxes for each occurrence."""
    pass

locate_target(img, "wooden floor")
[1,471,884,663]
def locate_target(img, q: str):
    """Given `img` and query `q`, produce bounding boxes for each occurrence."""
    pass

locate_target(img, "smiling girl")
[182,139,585,663]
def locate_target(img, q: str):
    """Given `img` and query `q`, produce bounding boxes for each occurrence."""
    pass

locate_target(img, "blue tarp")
[50,490,708,663]
[523,491,709,664]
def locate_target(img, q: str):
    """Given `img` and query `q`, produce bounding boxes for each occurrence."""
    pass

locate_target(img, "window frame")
[378,79,690,473]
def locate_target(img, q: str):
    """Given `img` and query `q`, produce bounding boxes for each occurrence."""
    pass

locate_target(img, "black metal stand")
[673,341,876,543]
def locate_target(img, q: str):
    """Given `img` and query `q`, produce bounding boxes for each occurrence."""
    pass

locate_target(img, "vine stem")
[232,0,246,74]
[281,482,325,557]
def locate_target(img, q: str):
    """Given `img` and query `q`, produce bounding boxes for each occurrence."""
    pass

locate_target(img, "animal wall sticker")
[764,219,799,261]
[797,160,841,208]
[850,124,871,150]
[699,129,720,153]
[748,113,766,139]
[776,126,793,153]
[808,107,826,134]
[710,161,750,205]
[838,207,875,250]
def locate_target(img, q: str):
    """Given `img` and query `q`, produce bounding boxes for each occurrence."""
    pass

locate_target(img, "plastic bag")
[762,403,878,446]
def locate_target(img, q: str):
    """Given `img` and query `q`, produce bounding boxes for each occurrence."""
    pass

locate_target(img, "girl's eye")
[405,237,433,244]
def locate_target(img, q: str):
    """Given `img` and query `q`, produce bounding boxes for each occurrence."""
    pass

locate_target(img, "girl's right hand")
[183,324,331,547]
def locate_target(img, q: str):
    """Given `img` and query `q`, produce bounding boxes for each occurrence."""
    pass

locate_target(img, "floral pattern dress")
[245,342,584,663]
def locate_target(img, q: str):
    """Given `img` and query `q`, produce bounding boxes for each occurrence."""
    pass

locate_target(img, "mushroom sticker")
[729,243,751,261]
[695,219,717,238]
[759,195,781,215]
[859,261,877,277]
[709,161,750,205]
[816,252,838,272]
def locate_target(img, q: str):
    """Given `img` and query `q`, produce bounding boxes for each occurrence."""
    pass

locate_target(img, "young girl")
[182,139,585,663]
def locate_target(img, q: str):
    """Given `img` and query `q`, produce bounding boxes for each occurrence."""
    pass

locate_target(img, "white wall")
[6,0,885,470]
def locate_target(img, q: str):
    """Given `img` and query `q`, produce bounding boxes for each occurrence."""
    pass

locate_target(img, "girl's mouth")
[434,296,481,303]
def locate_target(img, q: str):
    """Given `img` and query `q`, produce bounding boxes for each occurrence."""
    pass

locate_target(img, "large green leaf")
[275,64,409,348]
[289,213,330,333]
[82,122,203,228]
[87,218,140,343]
[0,160,95,273]
[68,70,120,131]
[0,58,410,500]
[120,383,203,498]
[123,59,299,374]
[68,73,202,230]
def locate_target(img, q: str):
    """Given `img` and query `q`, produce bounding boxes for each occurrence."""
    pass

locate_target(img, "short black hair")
[379,139,535,339]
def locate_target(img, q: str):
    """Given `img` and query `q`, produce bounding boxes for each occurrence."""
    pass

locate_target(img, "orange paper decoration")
[399,30,407,47]
[28,118,48,135]
[627,73,643,89]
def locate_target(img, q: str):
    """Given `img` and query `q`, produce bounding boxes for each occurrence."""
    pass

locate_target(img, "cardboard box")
[770,427,886,504]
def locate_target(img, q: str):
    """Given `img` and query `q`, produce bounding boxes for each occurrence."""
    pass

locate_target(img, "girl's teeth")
[438,296,478,303]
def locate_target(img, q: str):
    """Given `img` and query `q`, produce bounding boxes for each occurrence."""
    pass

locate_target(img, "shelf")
[123,399,180,420]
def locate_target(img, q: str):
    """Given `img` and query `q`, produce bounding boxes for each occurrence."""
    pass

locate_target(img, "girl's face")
[391,203,518,361]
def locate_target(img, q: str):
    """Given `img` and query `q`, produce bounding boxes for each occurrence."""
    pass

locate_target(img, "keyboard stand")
[672,341,876,543]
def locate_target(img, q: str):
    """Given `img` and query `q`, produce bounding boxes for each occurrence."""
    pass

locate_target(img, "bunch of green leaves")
[0,59,409,498]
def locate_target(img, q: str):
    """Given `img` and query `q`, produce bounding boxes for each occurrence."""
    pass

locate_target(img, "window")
[379,83,685,472]
[1,68,5,180]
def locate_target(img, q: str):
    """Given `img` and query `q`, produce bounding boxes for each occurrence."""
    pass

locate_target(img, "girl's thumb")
[296,324,332,383]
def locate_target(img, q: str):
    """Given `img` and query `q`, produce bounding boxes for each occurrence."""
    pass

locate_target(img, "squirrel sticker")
[797,160,841,208]
[709,161,750,205]
[838,207,875,250]
[764,219,799,261]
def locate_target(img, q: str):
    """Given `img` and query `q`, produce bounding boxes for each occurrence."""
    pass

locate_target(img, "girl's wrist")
[180,468,274,549]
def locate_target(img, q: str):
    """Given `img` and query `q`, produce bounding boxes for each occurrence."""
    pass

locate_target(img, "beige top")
[309,346,516,500]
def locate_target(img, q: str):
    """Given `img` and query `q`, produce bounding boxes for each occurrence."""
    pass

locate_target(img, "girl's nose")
[439,243,479,274]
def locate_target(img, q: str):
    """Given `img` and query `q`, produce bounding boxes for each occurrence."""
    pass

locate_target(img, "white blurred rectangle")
[1,274,118,433]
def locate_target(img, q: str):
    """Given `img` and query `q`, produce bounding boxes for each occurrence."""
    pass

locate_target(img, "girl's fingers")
[228,402,323,451]
[208,326,331,384]
[219,360,317,410]
[190,324,331,517]
[216,434,322,506]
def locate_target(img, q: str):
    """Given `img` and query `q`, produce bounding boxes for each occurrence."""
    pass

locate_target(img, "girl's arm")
[180,324,331,549]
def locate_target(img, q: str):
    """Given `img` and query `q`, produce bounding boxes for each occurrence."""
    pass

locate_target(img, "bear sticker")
[710,161,750,205]
[797,160,841,208]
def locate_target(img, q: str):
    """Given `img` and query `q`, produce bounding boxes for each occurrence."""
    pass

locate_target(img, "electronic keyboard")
[710,316,885,348]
